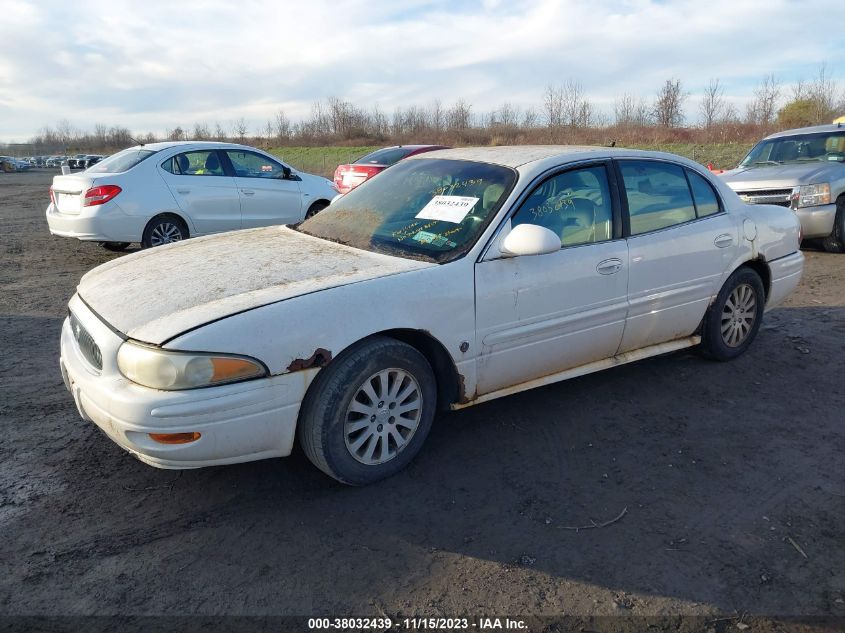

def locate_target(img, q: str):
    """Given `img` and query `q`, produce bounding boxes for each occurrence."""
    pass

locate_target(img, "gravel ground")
[1,170,843,631]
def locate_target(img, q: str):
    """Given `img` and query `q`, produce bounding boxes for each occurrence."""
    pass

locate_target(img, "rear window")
[354,147,414,166]
[86,148,155,174]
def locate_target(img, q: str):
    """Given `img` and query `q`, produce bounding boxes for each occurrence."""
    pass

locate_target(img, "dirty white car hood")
[77,226,433,345]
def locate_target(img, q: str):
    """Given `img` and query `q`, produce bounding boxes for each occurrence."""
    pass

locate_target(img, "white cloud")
[0,0,843,141]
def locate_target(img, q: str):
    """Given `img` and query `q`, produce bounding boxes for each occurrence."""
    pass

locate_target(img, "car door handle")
[240,189,255,196]
[176,188,190,194]
[714,233,734,248]
[596,258,623,275]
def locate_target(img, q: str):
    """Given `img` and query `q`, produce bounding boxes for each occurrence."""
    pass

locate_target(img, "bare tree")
[232,117,248,140]
[167,126,186,141]
[700,78,726,128]
[522,107,540,128]
[542,84,564,128]
[192,122,211,140]
[561,80,593,127]
[614,93,650,126]
[652,78,687,127]
[807,63,839,123]
[93,123,108,146]
[273,109,291,139]
[430,100,444,132]
[446,99,472,130]
[745,74,780,125]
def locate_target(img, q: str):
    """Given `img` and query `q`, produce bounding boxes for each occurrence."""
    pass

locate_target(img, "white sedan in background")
[60,146,803,484]
[46,141,337,250]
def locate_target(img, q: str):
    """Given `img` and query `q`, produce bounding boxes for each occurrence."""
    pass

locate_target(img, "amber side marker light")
[148,432,201,445]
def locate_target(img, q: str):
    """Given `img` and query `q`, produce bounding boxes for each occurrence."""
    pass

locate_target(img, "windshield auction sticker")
[415,195,479,223]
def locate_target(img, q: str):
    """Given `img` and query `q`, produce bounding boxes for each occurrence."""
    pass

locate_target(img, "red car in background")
[333,145,449,194]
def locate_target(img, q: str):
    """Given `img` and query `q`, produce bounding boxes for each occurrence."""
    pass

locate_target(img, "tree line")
[8,66,844,157]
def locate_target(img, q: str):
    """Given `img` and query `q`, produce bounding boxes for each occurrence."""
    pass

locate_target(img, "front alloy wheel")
[344,368,423,465]
[298,336,436,485]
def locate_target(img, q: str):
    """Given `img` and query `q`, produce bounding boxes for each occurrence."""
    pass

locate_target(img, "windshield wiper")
[752,160,781,166]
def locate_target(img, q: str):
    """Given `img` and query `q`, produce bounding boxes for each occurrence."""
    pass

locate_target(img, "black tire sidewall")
[823,200,845,253]
[299,337,437,485]
[142,216,188,249]
[98,242,130,251]
[702,267,765,361]
[306,201,328,219]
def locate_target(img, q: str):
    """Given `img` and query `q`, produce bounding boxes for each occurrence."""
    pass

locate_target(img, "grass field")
[269,143,753,178]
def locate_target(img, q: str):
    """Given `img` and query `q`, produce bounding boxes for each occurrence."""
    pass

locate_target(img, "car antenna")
[129,136,145,146]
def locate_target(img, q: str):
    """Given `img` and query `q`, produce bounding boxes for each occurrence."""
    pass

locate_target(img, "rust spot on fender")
[287,348,333,372]
[456,372,476,405]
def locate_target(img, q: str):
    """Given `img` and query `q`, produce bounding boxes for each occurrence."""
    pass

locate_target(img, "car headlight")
[792,183,831,208]
[117,341,267,390]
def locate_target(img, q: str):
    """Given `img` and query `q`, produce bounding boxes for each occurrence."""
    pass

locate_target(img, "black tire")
[141,215,189,249]
[821,199,845,253]
[305,200,329,219]
[98,241,130,252]
[298,336,437,485]
[699,267,765,361]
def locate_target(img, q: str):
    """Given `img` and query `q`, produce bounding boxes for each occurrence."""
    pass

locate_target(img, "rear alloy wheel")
[699,267,765,361]
[305,200,329,219]
[821,199,845,253]
[142,216,188,248]
[98,242,130,252]
[298,336,436,485]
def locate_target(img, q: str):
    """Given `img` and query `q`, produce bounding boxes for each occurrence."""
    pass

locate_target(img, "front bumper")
[60,295,312,469]
[794,202,836,239]
[46,202,146,242]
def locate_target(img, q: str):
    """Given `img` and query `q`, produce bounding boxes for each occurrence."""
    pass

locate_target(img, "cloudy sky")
[1,0,843,142]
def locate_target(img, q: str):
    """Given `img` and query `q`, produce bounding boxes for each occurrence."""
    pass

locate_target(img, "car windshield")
[298,158,517,263]
[354,147,415,166]
[740,131,845,166]
[86,148,156,173]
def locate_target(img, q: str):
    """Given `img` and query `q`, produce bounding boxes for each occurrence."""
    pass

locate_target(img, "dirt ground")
[1,170,843,630]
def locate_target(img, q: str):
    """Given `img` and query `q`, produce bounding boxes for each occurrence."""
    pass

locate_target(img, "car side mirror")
[500,223,560,257]
[280,166,292,179]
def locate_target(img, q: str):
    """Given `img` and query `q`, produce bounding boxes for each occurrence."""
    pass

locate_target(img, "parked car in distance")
[82,155,105,169]
[11,157,31,171]
[333,145,448,194]
[46,141,337,250]
[66,154,89,169]
[721,123,845,252]
[60,146,803,485]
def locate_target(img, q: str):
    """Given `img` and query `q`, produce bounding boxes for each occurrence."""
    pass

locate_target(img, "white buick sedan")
[46,141,337,250]
[60,146,804,484]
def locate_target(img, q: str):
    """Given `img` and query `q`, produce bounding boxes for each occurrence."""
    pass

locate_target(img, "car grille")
[735,188,793,207]
[69,312,102,370]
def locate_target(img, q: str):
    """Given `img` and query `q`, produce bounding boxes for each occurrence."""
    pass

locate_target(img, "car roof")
[120,140,263,153]
[407,145,706,171]
[764,123,845,140]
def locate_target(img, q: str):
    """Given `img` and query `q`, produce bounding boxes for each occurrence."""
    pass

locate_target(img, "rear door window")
[162,151,226,176]
[224,150,286,179]
[620,161,696,235]
[686,170,722,217]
